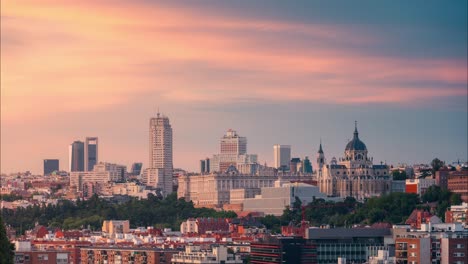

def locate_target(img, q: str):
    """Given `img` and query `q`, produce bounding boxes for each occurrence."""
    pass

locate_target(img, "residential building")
[80,247,177,264]
[250,237,316,264]
[435,167,451,189]
[143,112,173,196]
[317,123,392,200]
[447,170,468,202]
[69,141,84,172]
[395,235,431,264]
[70,162,127,192]
[440,235,468,264]
[43,159,59,175]
[171,245,242,264]
[15,241,70,264]
[405,178,436,195]
[274,145,291,171]
[391,180,406,193]
[84,137,98,171]
[445,202,468,226]
[180,218,230,234]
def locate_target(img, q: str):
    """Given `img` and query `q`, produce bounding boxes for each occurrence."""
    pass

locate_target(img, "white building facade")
[211,130,257,173]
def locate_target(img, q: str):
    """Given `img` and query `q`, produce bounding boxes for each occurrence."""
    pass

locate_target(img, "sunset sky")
[1,0,467,174]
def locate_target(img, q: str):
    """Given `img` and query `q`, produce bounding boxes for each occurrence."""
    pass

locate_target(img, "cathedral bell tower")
[317,141,325,176]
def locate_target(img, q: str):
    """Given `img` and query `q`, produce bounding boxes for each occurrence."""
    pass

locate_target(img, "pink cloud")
[2,0,466,124]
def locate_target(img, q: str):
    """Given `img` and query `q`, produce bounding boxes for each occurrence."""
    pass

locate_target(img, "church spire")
[354,121,359,138]
[318,139,324,154]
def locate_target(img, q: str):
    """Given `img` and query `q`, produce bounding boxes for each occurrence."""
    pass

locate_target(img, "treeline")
[261,187,462,232]
[2,193,236,234]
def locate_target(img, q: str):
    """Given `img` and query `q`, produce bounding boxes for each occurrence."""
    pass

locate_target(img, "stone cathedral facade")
[317,123,392,200]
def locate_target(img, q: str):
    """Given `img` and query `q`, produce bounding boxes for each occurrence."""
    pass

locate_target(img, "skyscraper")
[130,162,143,176]
[220,129,247,155]
[273,145,291,171]
[43,159,59,175]
[143,112,173,196]
[69,141,84,172]
[211,130,257,172]
[84,137,98,171]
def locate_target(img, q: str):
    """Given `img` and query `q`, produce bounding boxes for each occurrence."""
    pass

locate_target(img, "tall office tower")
[130,162,143,176]
[144,112,173,196]
[211,130,257,172]
[43,159,59,175]
[84,137,99,171]
[273,145,291,171]
[200,160,206,174]
[302,156,313,173]
[69,141,85,172]
[220,129,247,155]
[205,158,210,173]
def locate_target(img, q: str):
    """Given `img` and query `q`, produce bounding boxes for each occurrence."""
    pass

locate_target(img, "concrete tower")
[145,112,173,196]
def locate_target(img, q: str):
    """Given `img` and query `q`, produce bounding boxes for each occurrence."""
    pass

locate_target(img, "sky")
[1,0,467,174]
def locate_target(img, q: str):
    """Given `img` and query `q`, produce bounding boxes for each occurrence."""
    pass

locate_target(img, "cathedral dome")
[345,123,367,151]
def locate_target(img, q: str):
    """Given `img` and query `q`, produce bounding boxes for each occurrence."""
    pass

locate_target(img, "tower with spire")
[317,121,391,200]
[316,139,325,176]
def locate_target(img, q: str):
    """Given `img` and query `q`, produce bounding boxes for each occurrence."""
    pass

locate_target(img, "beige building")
[318,123,392,200]
[102,220,130,235]
[243,182,335,216]
[70,162,126,191]
[172,245,242,264]
[178,165,312,207]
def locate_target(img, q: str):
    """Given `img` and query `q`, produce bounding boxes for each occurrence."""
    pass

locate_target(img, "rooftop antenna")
[157,107,160,118]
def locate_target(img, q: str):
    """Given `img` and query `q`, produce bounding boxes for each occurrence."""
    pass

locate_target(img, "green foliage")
[2,193,237,234]
[260,215,281,233]
[421,186,462,220]
[0,215,15,264]
[431,158,444,173]
[0,194,23,202]
[354,193,420,224]
[392,170,407,181]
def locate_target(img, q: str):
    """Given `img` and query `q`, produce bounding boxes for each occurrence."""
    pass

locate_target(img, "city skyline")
[1,1,467,174]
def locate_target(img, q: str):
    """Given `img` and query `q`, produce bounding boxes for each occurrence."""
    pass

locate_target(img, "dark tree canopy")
[431,158,444,173]
[2,193,236,234]
[0,215,15,264]
[392,170,407,181]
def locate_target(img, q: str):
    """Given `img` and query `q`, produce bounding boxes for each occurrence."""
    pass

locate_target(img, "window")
[38,254,49,260]
[410,244,417,249]
[456,244,464,249]
[453,252,465,257]
[410,252,417,257]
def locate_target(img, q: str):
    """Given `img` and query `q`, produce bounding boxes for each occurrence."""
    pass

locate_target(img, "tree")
[392,170,407,181]
[431,158,444,174]
[0,216,15,264]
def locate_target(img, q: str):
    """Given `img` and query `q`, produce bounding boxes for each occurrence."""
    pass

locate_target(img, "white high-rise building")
[211,129,257,173]
[143,112,173,196]
[273,144,291,170]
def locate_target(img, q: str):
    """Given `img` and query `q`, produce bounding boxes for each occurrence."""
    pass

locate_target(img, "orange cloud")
[2,0,466,124]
